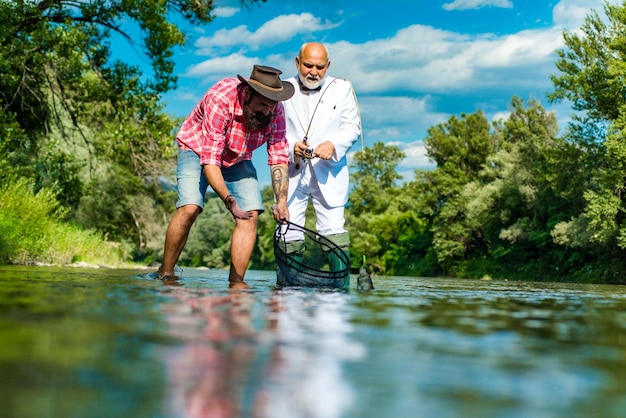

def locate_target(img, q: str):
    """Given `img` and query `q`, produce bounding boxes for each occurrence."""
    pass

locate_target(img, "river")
[0,265,625,418]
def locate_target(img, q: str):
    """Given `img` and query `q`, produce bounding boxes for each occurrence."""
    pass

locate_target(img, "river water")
[0,265,625,418]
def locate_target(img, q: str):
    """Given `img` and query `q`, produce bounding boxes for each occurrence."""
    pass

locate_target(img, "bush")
[0,177,130,266]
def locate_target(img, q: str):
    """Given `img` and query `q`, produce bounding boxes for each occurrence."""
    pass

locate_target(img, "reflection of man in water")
[253,292,362,417]
[159,281,363,418]
[162,289,257,417]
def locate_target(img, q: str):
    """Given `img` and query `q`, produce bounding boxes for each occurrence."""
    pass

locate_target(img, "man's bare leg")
[158,205,201,277]
[228,211,258,284]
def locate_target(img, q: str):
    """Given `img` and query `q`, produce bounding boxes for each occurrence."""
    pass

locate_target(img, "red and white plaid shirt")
[176,78,289,167]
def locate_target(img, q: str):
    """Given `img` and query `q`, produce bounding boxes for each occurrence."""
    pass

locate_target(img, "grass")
[0,177,131,267]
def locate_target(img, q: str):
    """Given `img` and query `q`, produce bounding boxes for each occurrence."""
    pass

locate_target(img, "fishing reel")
[295,138,315,169]
[303,146,315,159]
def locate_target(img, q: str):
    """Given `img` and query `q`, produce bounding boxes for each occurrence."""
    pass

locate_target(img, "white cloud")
[552,0,604,29]
[194,13,340,53]
[212,7,239,18]
[358,95,446,137]
[398,141,436,173]
[320,24,562,96]
[185,53,257,81]
[491,110,511,123]
[195,25,251,52]
[352,95,446,175]
[442,0,513,11]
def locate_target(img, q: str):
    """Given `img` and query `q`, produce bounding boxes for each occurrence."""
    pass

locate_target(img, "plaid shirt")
[176,78,289,167]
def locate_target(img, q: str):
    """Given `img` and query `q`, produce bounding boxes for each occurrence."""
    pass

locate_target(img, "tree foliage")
[349,142,405,217]
[549,1,625,123]
[545,0,626,280]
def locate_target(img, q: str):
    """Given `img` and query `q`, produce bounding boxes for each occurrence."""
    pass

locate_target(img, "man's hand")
[271,202,289,223]
[313,140,335,160]
[225,195,253,219]
[294,140,314,158]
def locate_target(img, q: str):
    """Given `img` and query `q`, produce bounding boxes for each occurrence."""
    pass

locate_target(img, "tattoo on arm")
[271,165,288,201]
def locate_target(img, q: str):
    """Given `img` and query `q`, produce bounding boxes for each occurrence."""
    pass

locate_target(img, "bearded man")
[279,42,361,288]
[155,65,294,288]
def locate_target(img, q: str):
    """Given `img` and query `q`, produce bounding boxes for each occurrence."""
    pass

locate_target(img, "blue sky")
[155,0,605,185]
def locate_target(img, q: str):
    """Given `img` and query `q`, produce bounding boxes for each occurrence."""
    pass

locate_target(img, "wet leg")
[158,205,201,277]
[228,211,259,284]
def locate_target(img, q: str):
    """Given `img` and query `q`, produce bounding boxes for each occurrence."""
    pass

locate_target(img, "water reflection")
[158,280,362,418]
[160,287,257,417]
[256,290,364,418]
[344,278,626,418]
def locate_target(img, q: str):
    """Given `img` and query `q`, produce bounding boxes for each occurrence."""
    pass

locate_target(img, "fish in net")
[274,220,350,289]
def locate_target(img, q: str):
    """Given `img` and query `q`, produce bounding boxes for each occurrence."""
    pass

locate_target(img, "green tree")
[349,141,405,217]
[466,98,571,277]
[347,142,433,275]
[549,1,624,124]
[548,1,626,280]
[417,111,496,271]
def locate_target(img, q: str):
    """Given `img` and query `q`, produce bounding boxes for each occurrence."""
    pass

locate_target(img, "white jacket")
[284,76,361,207]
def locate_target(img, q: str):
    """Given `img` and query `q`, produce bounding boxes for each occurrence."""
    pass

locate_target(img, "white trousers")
[283,163,346,242]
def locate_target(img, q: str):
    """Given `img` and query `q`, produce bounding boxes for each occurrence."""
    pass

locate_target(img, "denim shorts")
[176,149,264,212]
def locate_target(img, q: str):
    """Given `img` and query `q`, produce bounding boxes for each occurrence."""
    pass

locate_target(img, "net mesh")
[274,220,350,288]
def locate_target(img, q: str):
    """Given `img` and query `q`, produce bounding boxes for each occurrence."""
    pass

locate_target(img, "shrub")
[0,177,130,266]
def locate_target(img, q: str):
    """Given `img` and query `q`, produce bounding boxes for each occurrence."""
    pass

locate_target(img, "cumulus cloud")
[194,13,340,53]
[491,110,511,123]
[212,7,239,18]
[442,0,513,11]
[352,96,447,174]
[358,95,446,135]
[323,24,562,96]
[552,0,604,28]
[369,140,436,181]
[399,141,436,172]
[185,53,258,81]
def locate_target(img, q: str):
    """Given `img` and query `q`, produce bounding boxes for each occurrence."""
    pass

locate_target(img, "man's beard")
[243,105,272,131]
[298,73,324,90]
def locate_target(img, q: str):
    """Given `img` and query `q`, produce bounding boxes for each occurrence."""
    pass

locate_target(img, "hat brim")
[238,74,295,102]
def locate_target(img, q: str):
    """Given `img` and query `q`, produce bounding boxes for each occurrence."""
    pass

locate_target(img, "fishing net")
[274,220,350,289]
